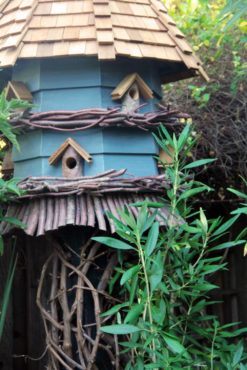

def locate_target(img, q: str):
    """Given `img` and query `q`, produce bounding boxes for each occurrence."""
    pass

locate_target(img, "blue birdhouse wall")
[12,56,162,112]
[13,127,158,178]
[11,56,165,178]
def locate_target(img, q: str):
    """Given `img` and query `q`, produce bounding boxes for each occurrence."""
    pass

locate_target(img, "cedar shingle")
[0,0,208,82]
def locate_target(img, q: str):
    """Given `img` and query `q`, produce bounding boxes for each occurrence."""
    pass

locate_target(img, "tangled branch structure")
[9,105,189,133]
[37,238,129,370]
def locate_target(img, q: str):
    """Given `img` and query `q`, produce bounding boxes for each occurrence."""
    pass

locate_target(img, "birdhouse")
[5,81,33,102]
[49,138,92,177]
[111,73,153,112]
[0,1,208,368]
[0,0,207,179]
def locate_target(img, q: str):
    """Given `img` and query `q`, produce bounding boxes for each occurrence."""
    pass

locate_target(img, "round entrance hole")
[129,86,139,100]
[66,157,77,169]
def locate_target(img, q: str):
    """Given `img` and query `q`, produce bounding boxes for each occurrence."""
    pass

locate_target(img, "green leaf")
[136,204,149,236]
[212,214,239,236]
[3,217,25,228]
[177,124,191,151]
[232,343,243,366]
[178,186,211,202]
[145,221,159,256]
[229,187,247,199]
[120,265,139,286]
[221,327,247,338]
[183,158,216,170]
[130,200,165,209]
[0,251,17,340]
[231,206,247,215]
[181,223,201,234]
[0,236,3,256]
[163,334,187,356]
[130,273,138,305]
[210,240,245,251]
[91,237,135,250]
[160,125,174,147]
[124,304,144,324]
[100,302,129,317]
[150,251,163,293]
[202,264,226,274]
[144,364,165,369]
[100,324,140,334]
[152,299,166,325]
[200,207,208,233]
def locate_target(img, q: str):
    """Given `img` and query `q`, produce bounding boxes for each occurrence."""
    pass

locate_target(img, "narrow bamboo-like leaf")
[244,243,247,257]
[100,302,129,317]
[183,158,216,170]
[231,206,247,215]
[228,188,247,200]
[0,252,17,340]
[92,237,135,250]
[144,364,165,369]
[130,200,165,209]
[232,343,243,366]
[178,186,211,202]
[120,265,139,286]
[177,124,190,151]
[199,208,208,233]
[163,334,187,355]
[0,236,3,256]
[3,217,25,228]
[129,273,138,305]
[150,251,163,292]
[201,264,226,276]
[211,214,239,236]
[124,304,144,324]
[160,125,174,147]
[210,240,245,251]
[100,324,140,334]
[181,224,201,234]
[145,221,159,256]
[221,327,247,338]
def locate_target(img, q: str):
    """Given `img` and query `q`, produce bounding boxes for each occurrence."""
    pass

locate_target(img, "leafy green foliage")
[95,125,247,369]
[164,0,247,192]
[0,247,17,341]
[0,178,25,256]
[0,92,30,340]
[0,92,32,150]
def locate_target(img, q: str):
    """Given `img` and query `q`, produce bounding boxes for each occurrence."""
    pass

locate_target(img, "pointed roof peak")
[48,138,92,165]
[111,73,153,100]
[0,0,208,83]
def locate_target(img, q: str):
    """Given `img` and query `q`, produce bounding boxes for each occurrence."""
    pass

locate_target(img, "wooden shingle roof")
[0,0,208,82]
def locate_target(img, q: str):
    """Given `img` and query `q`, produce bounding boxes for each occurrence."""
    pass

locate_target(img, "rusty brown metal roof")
[0,0,208,82]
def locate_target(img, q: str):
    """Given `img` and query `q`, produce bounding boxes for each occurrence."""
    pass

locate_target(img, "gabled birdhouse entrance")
[111,73,153,113]
[5,81,32,101]
[48,138,92,178]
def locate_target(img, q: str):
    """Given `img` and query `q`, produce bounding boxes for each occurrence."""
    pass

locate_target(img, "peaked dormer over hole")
[48,138,92,178]
[111,73,153,113]
[5,81,33,102]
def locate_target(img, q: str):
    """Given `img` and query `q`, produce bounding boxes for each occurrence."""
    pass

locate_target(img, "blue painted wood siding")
[11,55,165,177]
[12,56,163,112]
[13,128,159,178]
